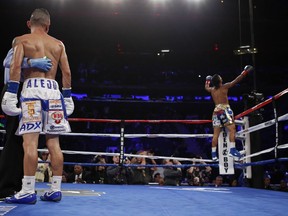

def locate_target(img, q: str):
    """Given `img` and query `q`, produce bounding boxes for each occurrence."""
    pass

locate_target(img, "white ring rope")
[276,143,288,150]
[61,150,119,157]
[36,142,288,164]
[50,149,214,163]
[122,153,213,163]
[237,113,288,136]
[241,143,288,160]
[0,101,287,165]
[0,114,287,141]
[2,111,287,140]
[1,142,287,164]
[59,132,120,137]
[124,134,212,138]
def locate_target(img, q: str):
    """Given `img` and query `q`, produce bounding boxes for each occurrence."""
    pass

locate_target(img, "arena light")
[157,49,171,56]
[161,49,170,53]
[233,45,258,55]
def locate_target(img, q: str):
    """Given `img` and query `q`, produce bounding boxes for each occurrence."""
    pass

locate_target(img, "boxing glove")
[22,57,52,72]
[241,65,253,76]
[62,88,74,116]
[206,75,212,85]
[1,81,21,116]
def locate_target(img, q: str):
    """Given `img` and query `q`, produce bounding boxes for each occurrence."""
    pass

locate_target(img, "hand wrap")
[62,88,74,116]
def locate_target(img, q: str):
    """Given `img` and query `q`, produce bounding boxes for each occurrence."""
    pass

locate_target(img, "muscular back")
[205,74,244,106]
[210,86,229,105]
[10,30,71,88]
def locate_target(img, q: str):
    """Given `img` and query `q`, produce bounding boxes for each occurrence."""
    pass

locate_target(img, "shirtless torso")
[3,8,71,204]
[10,30,71,88]
[204,66,253,161]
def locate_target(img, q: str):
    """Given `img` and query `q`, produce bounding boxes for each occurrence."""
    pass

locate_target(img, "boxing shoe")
[212,151,218,162]
[229,148,243,161]
[5,192,37,204]
[40,191,62,202]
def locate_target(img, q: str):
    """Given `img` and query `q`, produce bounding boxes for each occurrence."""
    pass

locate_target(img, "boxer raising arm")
[3,8,74,204]
[205,65,253,161]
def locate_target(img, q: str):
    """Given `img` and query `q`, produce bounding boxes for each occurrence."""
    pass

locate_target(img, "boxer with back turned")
[2,8,74,204]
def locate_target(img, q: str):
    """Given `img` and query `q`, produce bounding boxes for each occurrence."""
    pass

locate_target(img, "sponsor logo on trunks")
[49,99,63,110]
[26,101,36,116]
[22,101,41,122]
[50,125,65,130]
[47,125,67,132]
[26,79,58,90]
[51,111,64,124]
[227,108,233,115]
[19,122,42,132]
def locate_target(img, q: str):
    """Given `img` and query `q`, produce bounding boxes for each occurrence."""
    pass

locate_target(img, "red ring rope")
[235,88,288,119]
[0,88,287,124]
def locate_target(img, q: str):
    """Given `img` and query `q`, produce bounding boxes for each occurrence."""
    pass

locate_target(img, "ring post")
[119,120,125,166]
[218,127,235,175]
[243,116,252,178]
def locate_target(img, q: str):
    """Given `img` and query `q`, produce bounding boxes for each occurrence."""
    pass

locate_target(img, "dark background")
[0,0,287,97]
[0,0,287,185]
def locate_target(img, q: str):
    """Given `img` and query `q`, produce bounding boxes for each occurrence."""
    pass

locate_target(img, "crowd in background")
[34,147,288,192]
[1,73,288,190]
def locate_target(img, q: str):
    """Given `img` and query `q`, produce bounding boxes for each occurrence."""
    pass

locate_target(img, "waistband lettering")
[26,79,57,90]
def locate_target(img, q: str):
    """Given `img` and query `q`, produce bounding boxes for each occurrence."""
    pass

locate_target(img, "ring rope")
[236,158,288,168]
[0,88,287,172]
[241,143,288,160]
[235,87,288,119]
[236,113,288,136]
[55,149,215,163]
[68,118,212,124]
[37,157,288,169]
[0,89,287,125]
[0,131,214,139]
[0,116,212,124]
[60,132,120,137]
[277,143,288,149]
[37,161,219,168]
[123,119,212,124]
[124,134,212,138]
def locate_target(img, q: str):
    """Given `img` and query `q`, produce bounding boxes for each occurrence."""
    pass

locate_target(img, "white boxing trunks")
[17,78,71,135]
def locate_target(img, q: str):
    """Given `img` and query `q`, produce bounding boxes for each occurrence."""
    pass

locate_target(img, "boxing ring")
[0,88,288,215]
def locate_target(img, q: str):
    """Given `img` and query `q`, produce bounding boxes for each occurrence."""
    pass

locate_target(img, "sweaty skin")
[205,73,246,150]
[9,27,71,89]
[8,16,72,178]
[205,74,244,106]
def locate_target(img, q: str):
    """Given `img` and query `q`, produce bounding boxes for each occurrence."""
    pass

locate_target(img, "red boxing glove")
[206,75,212,85]
[241,65,253,76]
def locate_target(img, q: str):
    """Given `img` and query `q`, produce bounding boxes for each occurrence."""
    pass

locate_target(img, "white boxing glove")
[1,92,21,116]
[64,97,74,116]
[1,81,21,116]
[62,88,74,116]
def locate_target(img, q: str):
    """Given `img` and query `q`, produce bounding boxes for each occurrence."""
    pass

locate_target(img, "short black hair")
[30,8,50,26]
[212,74,221,89]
